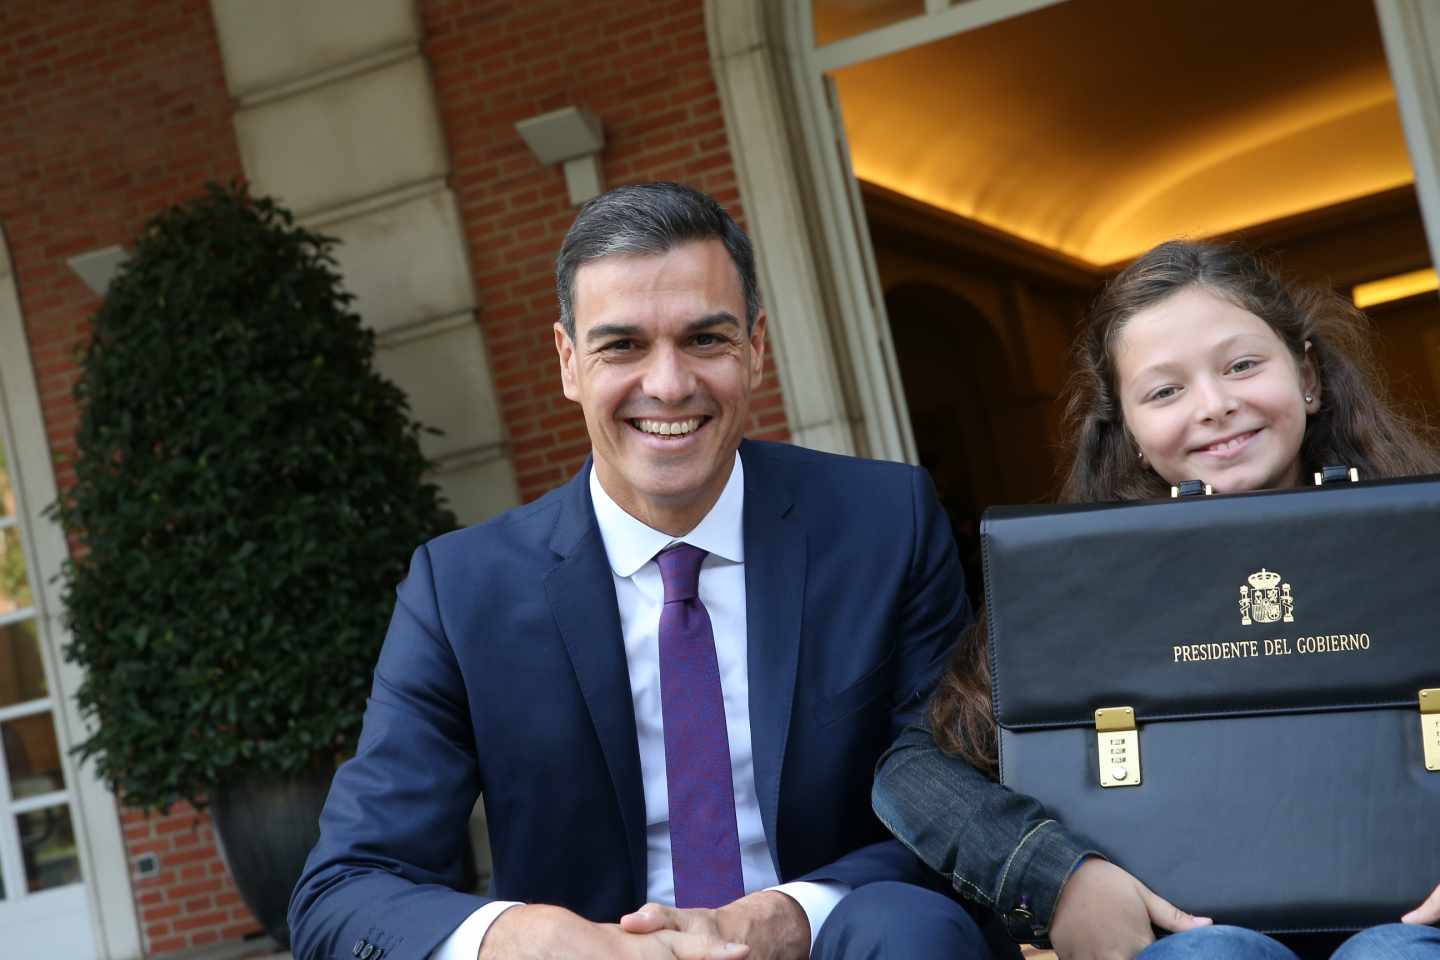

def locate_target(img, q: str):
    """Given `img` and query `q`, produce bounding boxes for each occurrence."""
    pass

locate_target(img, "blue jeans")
[1139,924,1440,960]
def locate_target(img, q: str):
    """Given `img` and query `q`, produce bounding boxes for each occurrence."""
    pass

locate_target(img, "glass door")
[0,438,93,957]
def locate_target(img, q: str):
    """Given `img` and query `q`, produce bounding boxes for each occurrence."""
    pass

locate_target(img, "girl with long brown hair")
[874,240,1440,960]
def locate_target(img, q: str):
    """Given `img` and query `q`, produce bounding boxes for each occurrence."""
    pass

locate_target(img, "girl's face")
[1114,285,1319,494]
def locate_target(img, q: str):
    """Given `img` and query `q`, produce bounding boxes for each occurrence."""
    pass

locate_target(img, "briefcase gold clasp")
[1096,706,1141,788]
[1421,689,1440,773]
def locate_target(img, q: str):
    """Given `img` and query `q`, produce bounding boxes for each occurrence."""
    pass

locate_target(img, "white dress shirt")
[434,453,846,958]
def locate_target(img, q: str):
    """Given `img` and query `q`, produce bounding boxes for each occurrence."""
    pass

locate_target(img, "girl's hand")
[1050,859,1212,960]
[1402,882,1440,924]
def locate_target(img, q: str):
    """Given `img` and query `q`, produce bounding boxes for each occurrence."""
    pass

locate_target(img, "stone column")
[210,0,518,525]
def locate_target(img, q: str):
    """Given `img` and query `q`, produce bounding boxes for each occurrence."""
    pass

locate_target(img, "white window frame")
[1378,0,1440,270]
[0,224,141,959]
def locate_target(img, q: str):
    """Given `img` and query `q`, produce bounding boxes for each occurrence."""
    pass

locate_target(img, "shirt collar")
[589,452,746,578]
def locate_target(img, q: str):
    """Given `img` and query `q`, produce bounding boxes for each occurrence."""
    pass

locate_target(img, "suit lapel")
[543,464,647,904]
[741,446,805,876]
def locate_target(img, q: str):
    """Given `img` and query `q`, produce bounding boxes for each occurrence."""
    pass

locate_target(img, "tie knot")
[656,543,707,603]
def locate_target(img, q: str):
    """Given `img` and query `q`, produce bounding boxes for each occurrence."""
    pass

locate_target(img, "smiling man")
[556,235,764,537]
[289,183,987,960]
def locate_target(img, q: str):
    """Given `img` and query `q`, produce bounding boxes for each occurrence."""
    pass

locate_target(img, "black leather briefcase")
[984,475,1440,934]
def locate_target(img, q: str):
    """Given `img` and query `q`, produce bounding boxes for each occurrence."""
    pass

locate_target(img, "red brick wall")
[122,805,260,955]
[420,0,791,502]
[0,1,258,955]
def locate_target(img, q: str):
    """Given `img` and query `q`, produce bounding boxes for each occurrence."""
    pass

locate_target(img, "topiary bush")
[52,182,456,812]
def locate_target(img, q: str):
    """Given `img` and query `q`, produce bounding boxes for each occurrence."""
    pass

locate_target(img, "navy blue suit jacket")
[289,439,969,960]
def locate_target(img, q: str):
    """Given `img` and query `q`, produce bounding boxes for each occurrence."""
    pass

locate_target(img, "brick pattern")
[0,0,256,955]
[123,805,262,955]
[0,0,243,492]
[420,0,791,502]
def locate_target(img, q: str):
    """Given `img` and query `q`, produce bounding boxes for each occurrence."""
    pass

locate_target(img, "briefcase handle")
[1170,465,1358,498]
[1314,465,1360,485]
[1169,480,1212,498]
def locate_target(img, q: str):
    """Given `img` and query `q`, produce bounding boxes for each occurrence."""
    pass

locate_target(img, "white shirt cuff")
[430,901,523,960]
[768,881,850,954]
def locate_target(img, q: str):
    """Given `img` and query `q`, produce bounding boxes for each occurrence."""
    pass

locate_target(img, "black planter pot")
[210,760,335,949]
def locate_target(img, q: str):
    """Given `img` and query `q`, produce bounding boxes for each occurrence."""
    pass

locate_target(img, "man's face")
[555,239,766,534]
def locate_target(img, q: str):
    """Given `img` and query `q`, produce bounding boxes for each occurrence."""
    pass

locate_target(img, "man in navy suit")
[290,183,989,959]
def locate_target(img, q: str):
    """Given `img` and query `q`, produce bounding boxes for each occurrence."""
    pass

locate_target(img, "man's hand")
[1402,882,1440,924]
[619,891,810,960]
[1049,859,1212,960]
[480,903,750,960]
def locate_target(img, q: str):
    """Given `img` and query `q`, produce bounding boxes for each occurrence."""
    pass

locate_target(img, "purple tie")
[655,543,745,908]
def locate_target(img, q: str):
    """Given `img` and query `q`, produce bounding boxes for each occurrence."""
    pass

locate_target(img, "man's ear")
[555,322,580,402]
[747,310,767,389]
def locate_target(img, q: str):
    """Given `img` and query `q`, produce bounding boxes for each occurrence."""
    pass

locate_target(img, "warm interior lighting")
[829,0,1415,267]
[844,93,1413,267]
[1352,268,1440,308]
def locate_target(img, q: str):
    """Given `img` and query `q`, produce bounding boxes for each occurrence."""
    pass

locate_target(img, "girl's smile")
[1192,428,1262,458]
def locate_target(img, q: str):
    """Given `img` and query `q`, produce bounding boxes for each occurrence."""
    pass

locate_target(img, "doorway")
[887,284,1000,606]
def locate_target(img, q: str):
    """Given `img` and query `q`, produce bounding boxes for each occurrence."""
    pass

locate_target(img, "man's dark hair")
[555,181,761,339]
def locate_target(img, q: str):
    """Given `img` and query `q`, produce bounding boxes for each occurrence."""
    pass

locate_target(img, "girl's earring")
[1304,394,1313,404]
[1137,450,1144,460]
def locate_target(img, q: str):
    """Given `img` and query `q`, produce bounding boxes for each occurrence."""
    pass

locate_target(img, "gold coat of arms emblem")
[1239,568,1294,625]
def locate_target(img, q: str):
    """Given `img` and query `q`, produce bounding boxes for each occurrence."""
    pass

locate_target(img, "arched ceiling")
[820,0,1413,266]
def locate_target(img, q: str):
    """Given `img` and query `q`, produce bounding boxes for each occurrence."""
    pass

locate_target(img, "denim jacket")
[872,723,1101,944]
